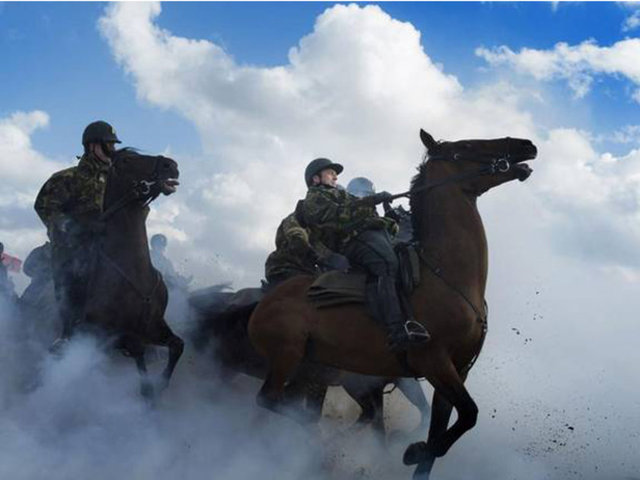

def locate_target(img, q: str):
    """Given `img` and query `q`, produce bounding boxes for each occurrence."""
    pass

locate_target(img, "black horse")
[80,148,184,398]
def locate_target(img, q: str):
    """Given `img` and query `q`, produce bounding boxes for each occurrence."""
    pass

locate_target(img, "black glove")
[319,253,350,272]
[357,191,393,207]
[367,191,394,206]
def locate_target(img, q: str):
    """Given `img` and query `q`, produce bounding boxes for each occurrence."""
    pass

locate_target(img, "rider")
[302,158,430,351]
[34,120,121,344]
[347,177,413,243]
[264,201,349,286]
[0,242,17,301]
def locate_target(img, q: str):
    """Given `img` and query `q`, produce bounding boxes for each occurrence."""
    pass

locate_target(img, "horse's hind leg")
[403,363,476,480]
[284,364,328,423]
[343,377,385,433]
[257,345,307,421]
[396,378,431,431]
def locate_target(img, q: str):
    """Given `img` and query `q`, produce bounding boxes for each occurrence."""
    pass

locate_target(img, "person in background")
[149,234,192,290]
[0,242,17,301]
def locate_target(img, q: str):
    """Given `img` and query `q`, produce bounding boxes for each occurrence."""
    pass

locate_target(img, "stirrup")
[404,320,431,343]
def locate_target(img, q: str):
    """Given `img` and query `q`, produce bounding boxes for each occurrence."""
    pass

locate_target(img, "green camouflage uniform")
[301,185,397,253]
[34,152,111,336]
[264,212,333,285]
[35,153,110,245]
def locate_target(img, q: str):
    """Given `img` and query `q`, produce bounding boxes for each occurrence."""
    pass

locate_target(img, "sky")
[1,2,640,480]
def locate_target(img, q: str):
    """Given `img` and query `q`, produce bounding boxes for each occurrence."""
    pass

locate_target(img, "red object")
[1,253,22,273]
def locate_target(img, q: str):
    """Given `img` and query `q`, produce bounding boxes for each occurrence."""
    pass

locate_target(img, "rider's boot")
[377,276,430,352]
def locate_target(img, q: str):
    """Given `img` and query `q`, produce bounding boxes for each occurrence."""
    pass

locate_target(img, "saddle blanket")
[307,270,367,308]
[306,243,421,309]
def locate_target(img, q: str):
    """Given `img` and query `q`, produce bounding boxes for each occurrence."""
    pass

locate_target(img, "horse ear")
[420,129,436,151]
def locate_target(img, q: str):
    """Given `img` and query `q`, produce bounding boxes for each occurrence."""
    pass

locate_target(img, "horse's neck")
[418,185,488,303]
[104,206,153,279]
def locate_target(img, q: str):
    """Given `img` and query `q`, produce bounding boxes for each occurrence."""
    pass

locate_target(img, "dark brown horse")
[248,130,537,478]
[189,288,431,433]
[82,148,184,398]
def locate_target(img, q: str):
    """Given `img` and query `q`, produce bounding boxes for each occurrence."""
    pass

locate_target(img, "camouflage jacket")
[34,153,110,246]
[264,211,333,284]
[301,185,396,252]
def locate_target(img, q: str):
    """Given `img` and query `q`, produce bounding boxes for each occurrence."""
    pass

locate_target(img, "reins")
[100,155,164,222]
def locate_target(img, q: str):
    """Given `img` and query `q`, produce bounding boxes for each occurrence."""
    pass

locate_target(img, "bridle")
[390,138,514,201]
[100,154,166,222]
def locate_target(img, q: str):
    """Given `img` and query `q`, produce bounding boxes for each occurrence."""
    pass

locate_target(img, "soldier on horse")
[35,121,121,347]
[301,157,430,351]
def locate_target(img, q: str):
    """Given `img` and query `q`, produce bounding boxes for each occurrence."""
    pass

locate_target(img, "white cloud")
[533,129,640,268]
[99,2,542,287]
[609,123,640,144]
[622,8,640,32]
[0,111,65,264]
[476,38,640,102]
[97,1,640,287]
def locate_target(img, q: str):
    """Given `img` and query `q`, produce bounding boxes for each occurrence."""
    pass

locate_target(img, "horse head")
[105,148,180,210]
[419,129,537,197]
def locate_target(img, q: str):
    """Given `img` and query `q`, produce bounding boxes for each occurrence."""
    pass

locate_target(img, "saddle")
[307,242,421,308]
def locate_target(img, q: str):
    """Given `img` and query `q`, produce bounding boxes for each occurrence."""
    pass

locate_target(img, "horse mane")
[408,149,431,241]
[114,147,141,158]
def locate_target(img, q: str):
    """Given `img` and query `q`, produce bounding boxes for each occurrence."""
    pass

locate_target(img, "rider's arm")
[302,187,351,227]
[34,172,74,234]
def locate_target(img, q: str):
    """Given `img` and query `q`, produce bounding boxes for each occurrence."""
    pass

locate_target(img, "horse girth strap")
[416,247,488,378]
[416,247,487,325]
[99,248,161,303]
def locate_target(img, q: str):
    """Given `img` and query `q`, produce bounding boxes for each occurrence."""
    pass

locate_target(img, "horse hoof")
[403,441,428,465]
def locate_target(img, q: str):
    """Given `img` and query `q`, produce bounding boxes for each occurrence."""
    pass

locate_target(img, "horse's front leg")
[133,353,154,400]
[158,329,184,391]
[123,336,154,400]
[404,361,475,480]
[403,390,450,478]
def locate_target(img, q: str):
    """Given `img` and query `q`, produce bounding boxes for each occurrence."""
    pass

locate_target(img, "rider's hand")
[372,191,393,205]
[359,191,393,207]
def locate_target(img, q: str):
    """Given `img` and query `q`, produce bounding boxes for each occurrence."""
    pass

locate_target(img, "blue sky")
[2,3,640,479]
[1,2,639,158]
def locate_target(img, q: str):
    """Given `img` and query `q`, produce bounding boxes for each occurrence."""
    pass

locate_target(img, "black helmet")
[304,158,343,187]
[82,121,121,146]
[346,177,376,198]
